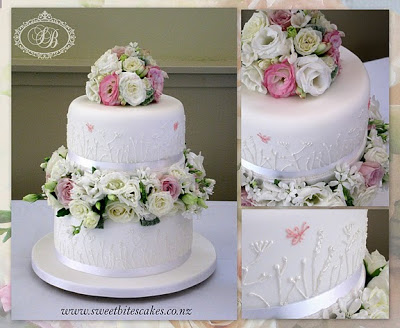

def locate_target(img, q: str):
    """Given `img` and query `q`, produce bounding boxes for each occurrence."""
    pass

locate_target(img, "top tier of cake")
[241,47,370,182]
[67,94,185,165]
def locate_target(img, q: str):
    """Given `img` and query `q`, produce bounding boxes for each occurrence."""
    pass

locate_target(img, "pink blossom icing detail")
[86,123,94,133]
[257,133,271,144]
[174,122,179,131]
[286,222,310,245]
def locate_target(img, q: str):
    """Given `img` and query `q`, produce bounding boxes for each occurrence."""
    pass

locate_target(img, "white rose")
[69,200,92,220]
[361,287,389,319]
[290,11,311,28]
[118,179,141,207]
[105,201,138,223]
[241,42,257,67]
[368,96,382,120]
[354,185,378,206]
[94,50,121,75]
[122,57,145,74]
[364,146,389,165]
[147,192,174,218]
[294,27,322,56]
[86,79,101,103]
[251,25,290,59]
[83,211,100,229]
[295,55,331,96]
[368,265,389,294]
[99,172,129,195]
[118,72,146,106]
[242,11,269,43]
[364,250,387,275]
[50,158,69,181]
[46,146,67,176]
[242,63,267,94]
[169,163,190,181]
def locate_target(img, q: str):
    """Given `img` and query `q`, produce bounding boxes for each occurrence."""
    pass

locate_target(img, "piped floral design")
[286,221,309,245]
[257,132,271,144]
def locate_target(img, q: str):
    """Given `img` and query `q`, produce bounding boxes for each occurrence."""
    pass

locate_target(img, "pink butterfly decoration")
[257,133,271,144]
[174,122,179,131]
[86,123,94,133]
[286,222,310,245]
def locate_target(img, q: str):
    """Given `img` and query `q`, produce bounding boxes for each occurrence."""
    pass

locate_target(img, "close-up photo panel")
[0,1,398,328]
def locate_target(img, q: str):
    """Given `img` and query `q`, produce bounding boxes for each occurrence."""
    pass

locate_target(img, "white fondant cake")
[67,95,185,164]
[242,209,368,318]
[241,47,370,183]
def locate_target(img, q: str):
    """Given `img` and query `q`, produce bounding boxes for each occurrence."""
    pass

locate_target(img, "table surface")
[11,200,237,321]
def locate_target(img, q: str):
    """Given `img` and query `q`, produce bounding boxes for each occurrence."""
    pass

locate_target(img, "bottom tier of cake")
[54,213,193,277]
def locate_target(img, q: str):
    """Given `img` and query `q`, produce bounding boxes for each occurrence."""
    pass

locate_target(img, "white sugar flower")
[354,185,378,206]
[119,72,146,106]
[364,146,389,166]
[295,55,331,96]
[69,200,92,220]
[360,287,389,319]
[294,27,322,56]
[147,191,174,218]
[241,42,258,67]
[368,96,382,120]
[368,265,389,295]
[290,11,311,28]
[99,172,129,195]
[367,129,385,149]
[122,56,145,74]
[94,50,121,75]
[364,250,387,276]
[105,201,138,223]
[251,25,290,60]
[242,63,267,94]
[118,178,141,207]
[186,152,205,177]
[242,11,269,44]
[46,192,62,210]
[330,163,364,192]
[50,158,70,181]
[85,78,101,103]
[45,146,67,176]
[83,211,100,229]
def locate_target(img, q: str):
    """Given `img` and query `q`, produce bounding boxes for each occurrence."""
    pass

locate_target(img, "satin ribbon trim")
[56,249,192,278]
[67,151,184,172]
[243,265,365,319]
[242,134,367,181]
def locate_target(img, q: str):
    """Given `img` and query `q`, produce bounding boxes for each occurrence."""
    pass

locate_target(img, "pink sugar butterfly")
[257,133,271,144]
[86,123,94,133]
[286,222,310,245]
[174,122,179,131]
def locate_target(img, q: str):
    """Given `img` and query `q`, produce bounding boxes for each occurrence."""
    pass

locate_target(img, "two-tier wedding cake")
[25,42,215,279]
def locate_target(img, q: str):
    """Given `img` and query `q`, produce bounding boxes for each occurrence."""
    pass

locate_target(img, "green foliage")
[56,208,70,217]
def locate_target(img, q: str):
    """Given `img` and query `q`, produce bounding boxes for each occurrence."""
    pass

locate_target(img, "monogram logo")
[14,11,75,59]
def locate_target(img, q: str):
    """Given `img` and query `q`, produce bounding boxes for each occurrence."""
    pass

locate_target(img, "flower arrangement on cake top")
[85,42,168,106]
[241,10,344,98]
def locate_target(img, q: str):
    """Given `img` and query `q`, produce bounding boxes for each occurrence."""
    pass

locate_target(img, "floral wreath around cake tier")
[241,96,389,206]
[86,42,168,106]
[24,149,216,234]
[241,10,344,98]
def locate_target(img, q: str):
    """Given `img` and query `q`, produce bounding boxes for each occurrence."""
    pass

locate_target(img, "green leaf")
[343,187,354,206]
[44,157,50,163]
[140,217,160,226]
[96,216,104,229]
[92,167,97,173]
[139,181,148,204]
[0,227,11,242]
[56,208,70,217]
[0,210,11,223]
[273,179,281,186]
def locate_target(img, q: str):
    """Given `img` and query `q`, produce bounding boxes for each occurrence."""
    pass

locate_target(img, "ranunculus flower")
[99,73,120,106]
[241,11,269,43]
[262,60,296,98]
[251,25,290,60]
[358,161,385,187]
[268,10,292,30]
[0,284,11,312]
[111,46,126,59]
[119,72,146,106]
[323,30,342,50]
[55,178,74,207]
[295,55,332,96]
[161,175,181,201]
[294,27,322,56]
[147,66,164,102]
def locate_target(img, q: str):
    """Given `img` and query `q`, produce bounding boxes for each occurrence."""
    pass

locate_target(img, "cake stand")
[31,232,216,298]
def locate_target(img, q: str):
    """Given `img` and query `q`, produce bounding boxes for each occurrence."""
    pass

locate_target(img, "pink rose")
[111,46,126,59]
[263,61,296,98]
[55,178,74,207]
[241,188,253,207]
[359,161,385,187]
[323,30,342,49]
[99,73,120,106]
[268,10,292,30]
[0,284,10,312]
[161,175,181,201]
[147,66,164,102]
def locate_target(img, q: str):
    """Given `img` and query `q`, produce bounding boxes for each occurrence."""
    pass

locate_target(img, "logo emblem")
[14,11,75,59]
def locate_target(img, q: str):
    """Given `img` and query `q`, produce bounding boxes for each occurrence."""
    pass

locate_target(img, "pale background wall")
[11,8,237,201]
[241,10,389,62]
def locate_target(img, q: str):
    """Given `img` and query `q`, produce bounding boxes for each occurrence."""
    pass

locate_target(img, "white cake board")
[31,232,216,298]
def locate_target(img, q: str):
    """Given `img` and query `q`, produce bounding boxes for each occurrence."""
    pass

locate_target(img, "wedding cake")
[241,10,389,206]
[25,42,215,278]
[242,209,368,319]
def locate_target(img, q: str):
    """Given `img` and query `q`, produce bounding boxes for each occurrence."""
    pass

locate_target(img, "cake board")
[31,232,216,298]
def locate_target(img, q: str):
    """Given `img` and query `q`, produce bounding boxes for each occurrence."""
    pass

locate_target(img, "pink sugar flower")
[263,61,296,98]
[0,284,11,312]
[55,178,74,207]
[323,30,342,50]
[161,175,181,201]
[359,161,385,187]
[147,66,164,102]
[99,73,120,106]
[268,10,292,30]
[111,46,126,59]
[241,188,253,207]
